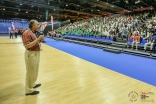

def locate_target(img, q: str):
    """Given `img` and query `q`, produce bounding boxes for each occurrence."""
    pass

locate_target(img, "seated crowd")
[47,10,156,53]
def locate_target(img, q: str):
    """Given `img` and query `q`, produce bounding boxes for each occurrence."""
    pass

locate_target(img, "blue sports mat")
[44,38,156,86]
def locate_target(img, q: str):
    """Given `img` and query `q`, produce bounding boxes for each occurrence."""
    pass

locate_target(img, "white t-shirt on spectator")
[133,30,139,34]
[147,24,152,29]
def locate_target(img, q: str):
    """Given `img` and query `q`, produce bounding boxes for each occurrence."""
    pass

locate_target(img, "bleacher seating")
[57,33,156,58]
[34,10,156,58]
[127,38,153,50]
[64,34,114,44]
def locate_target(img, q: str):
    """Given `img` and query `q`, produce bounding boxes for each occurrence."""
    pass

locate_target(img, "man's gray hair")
[29,19,37,28]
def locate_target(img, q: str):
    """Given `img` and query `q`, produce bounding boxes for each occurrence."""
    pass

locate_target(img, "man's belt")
[27,50,40,51]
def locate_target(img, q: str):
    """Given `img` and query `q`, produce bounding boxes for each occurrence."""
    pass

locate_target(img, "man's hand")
[37,35,44,42]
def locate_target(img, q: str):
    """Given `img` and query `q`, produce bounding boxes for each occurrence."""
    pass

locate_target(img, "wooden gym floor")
[0,37,155,104]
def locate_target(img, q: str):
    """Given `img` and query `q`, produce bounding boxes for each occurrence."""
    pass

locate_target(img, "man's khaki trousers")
[25,50,40,94]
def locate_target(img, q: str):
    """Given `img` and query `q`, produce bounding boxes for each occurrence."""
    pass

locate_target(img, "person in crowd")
[144,33,154,52]
[128,32,133,42]
[152,35,156,53]
[131,32,140,50]
[20,29,24,37]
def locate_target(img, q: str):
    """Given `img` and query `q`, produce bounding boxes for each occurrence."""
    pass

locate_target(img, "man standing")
[22,20,44,95]
[14,29,18,38]
[10,29,13,39]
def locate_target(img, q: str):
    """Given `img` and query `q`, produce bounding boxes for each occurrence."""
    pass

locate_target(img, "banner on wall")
[41,22,48,31]
[51,16,53,31]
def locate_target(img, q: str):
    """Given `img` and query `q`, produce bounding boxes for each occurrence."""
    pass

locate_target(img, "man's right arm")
[24,35,44,49]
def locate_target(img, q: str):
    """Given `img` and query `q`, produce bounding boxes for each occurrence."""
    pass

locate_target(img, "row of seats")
[128,38,146,46]
[65,34,156,47]
[128,35,156,47]
[61,33,156,58]
[65,34,113,42]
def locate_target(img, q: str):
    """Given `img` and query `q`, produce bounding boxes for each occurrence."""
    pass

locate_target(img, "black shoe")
[33,84,41,88]
[26,91,39,95]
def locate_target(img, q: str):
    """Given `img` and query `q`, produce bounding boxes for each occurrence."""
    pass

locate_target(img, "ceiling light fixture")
[135,0,140,4]
[125,0,128,4]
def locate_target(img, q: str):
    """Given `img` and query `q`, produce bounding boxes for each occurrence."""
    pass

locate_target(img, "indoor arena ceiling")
[0,0,155,22]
